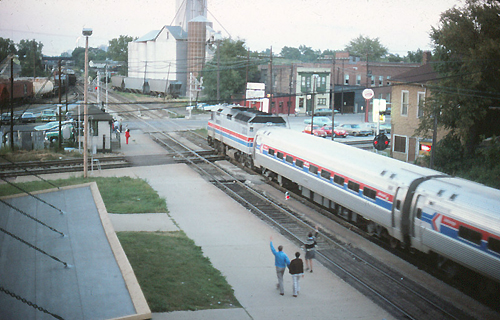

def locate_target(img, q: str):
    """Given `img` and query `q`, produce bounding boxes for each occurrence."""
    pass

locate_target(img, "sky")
[0,0,464,57]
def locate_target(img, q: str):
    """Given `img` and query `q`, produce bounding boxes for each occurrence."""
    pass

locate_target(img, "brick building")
[259,52,421,115]
[390,53,448,163]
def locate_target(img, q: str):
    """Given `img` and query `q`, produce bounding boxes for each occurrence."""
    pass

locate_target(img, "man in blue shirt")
[270,236,291,295]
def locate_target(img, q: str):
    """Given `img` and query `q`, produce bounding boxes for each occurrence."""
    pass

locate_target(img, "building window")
[394,135,407,153]
[321,76,326,85]
[306,77,311,90]
[301,77,305,87]
[344,74,349,85]
[378,76,383,86]
[417,92,425,118]
[386,76,391,86]
[371,75,375,85]
[356,75,361,85]
[401,90,409,116]
[318,98,326,106]
[386,93,391,103]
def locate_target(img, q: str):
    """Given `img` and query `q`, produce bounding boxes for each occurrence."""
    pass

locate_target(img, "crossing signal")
[285,192,290,200]
[373,134,389,150]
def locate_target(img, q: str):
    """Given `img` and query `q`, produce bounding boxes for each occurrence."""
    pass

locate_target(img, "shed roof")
[78,105,114,121]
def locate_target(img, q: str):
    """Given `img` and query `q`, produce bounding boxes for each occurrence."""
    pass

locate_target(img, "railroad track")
[0,156,130,178]
[145,125,474,320]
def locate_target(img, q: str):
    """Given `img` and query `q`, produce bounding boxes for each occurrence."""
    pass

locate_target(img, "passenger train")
[207,105,500,289]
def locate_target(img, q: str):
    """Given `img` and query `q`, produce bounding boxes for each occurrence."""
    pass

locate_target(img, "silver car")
[338,124,372,136]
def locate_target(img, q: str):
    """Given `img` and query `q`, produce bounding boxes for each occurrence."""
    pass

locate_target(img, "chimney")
[422,51,432,65]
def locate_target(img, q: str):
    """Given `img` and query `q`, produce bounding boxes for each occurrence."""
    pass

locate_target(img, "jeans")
[292,274,301,296]
[276,266,286,294]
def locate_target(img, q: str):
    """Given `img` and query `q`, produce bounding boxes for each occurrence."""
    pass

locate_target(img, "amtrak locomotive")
[207,105,500,288]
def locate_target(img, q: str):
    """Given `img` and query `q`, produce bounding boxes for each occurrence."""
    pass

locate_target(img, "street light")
[83,28,92,178]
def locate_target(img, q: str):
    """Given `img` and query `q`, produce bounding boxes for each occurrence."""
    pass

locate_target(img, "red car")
[303,125,327,137]
[322,125,348,138]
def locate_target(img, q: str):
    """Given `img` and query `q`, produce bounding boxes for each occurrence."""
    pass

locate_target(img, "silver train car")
[206,105,500,287]
[253,127,500,285]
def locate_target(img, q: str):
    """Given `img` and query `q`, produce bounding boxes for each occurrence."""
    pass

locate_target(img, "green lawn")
[0,176,167,213]
[118,232,240,312]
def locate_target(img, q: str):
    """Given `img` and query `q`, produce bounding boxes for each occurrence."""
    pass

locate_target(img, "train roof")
[213,105,286,124]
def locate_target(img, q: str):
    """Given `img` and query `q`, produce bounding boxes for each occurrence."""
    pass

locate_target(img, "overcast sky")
[0,0,464,57]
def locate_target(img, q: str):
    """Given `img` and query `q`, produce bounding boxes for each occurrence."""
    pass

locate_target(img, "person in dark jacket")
[304,226,319,272]
[289,252,304,297]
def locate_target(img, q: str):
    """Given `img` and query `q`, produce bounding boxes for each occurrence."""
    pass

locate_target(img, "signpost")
[362,88,374,123]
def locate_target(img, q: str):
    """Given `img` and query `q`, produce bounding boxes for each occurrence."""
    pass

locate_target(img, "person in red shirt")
[125,129,130,144]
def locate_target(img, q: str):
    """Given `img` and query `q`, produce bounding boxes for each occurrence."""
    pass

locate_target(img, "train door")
[391,187,406,243]
[410,195,427,252]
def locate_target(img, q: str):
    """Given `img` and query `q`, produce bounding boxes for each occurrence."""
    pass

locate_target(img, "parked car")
[313,108,337,116]
[1,112,21,124]
[35,120,73,131]
[322,125,348,138]
[338,124,372,136]
[379,123,391,134]
[45,123,74,143]
[20,112,37,123]
[302,125,327,138]
[40,108,58,121]
[303,116,332,126]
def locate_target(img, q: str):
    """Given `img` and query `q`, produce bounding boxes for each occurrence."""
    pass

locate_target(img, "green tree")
[344,35,388,61]
[0,37,16,63]
[108,35,134,75]
[279,46,302,61]
[72,46,107,72]
[406,49,424,63]
[299,45,320,62]
[17,39,44,77]
[201,39,259,102]
[421,0,500,158]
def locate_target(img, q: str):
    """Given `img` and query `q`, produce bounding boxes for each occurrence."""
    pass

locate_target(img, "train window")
[269,149,275,156]
[227,115,232,120]
[320,170,331,180]
[333,175,344,186]
[363,187,376,200]
[309,165,318,174]
[348,181,360,193]
[295,159,304,168]
[396,200,401,210]
[285,155,293,164]
[488,237,500,254]
[250,127,254,132]
[277,152,284,160]
[458,226,482,245]
[416,208,422,219]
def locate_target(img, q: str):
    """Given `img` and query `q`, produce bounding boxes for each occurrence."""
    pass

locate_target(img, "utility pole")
[9,58,14,151]
[58,60,62,150]
[269,47,273,114]
[216,41,220,102]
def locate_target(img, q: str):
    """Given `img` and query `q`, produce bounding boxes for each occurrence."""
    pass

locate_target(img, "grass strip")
[0,176,167,214]
[117,231,241,312]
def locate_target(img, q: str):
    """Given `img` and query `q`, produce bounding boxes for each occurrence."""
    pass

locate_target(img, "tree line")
[0,35,134,77]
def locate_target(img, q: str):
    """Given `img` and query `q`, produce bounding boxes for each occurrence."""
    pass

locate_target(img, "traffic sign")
[362,88,374,100]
